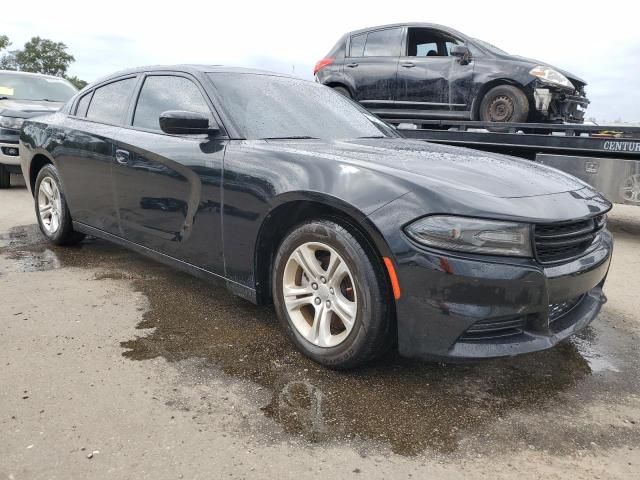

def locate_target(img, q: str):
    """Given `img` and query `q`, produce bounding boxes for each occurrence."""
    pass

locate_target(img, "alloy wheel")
[38,176,62,234]
[282,242,358,348]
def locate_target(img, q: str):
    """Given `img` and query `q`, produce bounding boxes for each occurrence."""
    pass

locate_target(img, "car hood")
[507,55,587,86]
[260,138,590,199]
[0,98,64,116]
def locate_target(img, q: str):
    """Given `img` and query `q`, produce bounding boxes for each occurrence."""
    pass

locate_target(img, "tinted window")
[75,92,92,117]
[133,75,211,131]
[86,78,136,125]
[0,72,77,102]
[208,73,396,140]
[349,34,366,57]
[363,28,402,57]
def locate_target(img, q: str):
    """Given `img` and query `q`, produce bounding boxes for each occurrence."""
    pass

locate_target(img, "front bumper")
[394,229,612,360]
[0,127,21,167]
[533,86,589,124]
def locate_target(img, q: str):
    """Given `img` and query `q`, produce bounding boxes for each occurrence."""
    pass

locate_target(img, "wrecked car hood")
[259,138,589,199]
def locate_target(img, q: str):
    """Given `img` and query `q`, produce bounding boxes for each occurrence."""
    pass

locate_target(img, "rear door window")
[349,33,366,57]
[132,75,211,131]
[86,78,136,125]
[363,28,402,57]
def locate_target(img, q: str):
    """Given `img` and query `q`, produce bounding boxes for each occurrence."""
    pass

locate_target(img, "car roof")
[0,69,71,81]
[346,22,468,38]
[93,65,293,85]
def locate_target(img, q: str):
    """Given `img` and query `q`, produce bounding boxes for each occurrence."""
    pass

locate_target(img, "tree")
[0,35,87,87]
[0,35,16,70]
[64,75,88,90]
[13,36,75,76]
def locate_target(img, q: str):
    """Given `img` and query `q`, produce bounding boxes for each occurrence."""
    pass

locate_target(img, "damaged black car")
[315,23,589,124]
[20,66,611,370]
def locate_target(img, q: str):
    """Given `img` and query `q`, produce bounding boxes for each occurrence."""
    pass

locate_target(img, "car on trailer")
[315,23,589,124]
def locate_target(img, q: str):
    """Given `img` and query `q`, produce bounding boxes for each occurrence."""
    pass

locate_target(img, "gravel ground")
[1,173,639,479]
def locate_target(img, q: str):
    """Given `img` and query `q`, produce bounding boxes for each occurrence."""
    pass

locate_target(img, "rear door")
[344,27,402,104]
[395,28,474,116]
[58,76,138,234]
[112,72,227,275]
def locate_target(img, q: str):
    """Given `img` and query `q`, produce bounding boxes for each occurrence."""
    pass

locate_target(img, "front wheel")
[272,220,393,369]
[34,164,85,245]
[479,85,530,123]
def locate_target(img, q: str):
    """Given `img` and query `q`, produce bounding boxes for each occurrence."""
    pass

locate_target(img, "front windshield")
[0,72,77,102]
[473,38,509,55]
[208,73,397,140]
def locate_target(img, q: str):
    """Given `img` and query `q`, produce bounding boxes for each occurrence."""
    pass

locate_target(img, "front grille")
[460,317,526,341]
[549,295,584,323]
[534,215,605,264]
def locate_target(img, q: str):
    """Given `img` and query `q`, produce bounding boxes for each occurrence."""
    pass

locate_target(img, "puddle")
[2,224,639,456]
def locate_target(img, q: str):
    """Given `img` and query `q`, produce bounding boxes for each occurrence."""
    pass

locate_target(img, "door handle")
[346,63,359,68]
[115,149,130,165]
[401,62,416,68]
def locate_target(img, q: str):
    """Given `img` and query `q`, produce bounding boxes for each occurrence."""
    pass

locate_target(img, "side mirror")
[159,110,219,135]
[450,45,471,64]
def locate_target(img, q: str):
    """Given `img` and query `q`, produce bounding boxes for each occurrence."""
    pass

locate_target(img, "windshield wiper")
[260,136,318,140]
[32,98,59,102]
[356,135,386,139]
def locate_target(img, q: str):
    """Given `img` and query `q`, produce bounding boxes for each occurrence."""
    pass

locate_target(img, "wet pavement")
[2,220,639,459]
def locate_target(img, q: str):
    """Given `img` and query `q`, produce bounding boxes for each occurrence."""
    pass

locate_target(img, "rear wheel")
[332,86,351,98]
[479,85,529,123]
[272,220,392,369]
[0,165,10,189]
[34,164,85,245]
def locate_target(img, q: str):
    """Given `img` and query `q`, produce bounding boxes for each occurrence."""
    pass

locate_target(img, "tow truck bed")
[392,120,640,206]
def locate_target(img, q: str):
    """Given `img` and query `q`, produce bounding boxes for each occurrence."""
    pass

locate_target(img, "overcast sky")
[5,0,639,122]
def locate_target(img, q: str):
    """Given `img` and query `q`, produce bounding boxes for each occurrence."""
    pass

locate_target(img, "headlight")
[405,216,532,257]
[529,66,574,89]
[0,115,25,130]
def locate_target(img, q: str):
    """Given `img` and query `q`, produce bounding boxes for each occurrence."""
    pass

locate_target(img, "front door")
[395,28,474,116]
[112,73,226,275]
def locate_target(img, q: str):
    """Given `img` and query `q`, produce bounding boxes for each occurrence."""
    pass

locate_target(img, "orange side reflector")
[383,257,401,301]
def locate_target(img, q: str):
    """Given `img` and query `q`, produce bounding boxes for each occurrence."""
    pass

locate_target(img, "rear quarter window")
[74,92,92,117]
[350,34,366,57]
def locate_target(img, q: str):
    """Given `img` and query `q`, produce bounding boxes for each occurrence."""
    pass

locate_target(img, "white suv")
[0,70,77,187]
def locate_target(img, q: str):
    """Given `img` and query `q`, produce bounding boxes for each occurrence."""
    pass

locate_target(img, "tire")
[272,219,393,369]
[332,86,351,99]
[34,164,85,245]
[479,85,529,124]
[0,165,10,189]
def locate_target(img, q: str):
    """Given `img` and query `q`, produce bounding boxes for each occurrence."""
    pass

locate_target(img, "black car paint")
[317,23,588,123]
[20,65,612,360]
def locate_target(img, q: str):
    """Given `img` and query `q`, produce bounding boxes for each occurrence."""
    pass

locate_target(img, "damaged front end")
[533,79,589,124]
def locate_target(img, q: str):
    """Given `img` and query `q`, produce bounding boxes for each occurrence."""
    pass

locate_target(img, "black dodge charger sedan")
[19,65,612,368]
[315,23,589,124]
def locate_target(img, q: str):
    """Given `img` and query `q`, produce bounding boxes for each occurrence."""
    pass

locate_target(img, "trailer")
[391,119,640,206]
